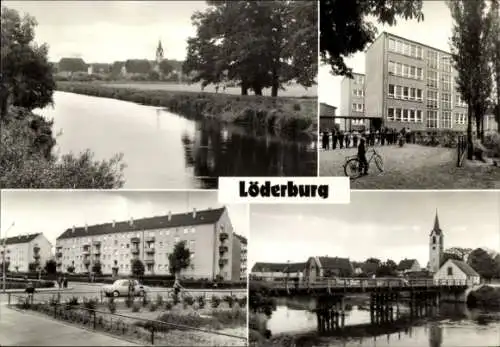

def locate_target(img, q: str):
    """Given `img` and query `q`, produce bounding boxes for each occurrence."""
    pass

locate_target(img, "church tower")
[429,209,444,273]
[155,40,164,73]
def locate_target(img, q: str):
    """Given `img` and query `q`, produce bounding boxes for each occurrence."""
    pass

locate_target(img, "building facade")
[434,259,480,285]
[250,262,289,280]
[429,210,444,274]
[235,234,247,280]
[0,233,53,273]
[320,103,337,131]
[339,73,366,131]
[397,258,421,274]
[55,207,242,281]
[359,32,498,132]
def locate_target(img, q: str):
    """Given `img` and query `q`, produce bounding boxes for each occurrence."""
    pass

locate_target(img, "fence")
[457,134,468,167]
[8,293,247,345]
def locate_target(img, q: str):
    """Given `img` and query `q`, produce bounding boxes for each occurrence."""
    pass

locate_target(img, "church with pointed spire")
[428,209,444,273]
[154,39,164,73]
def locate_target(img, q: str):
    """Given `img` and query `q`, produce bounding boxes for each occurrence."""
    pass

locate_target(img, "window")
[417,46,423,59]
[402,109,409,122]
[427,49,438,69]
[455,112,466,125]
[432,236,436,244]
[387,108,395,121]
[395,85,402,99]
[396,62,402,76]
[417,89,423,101]
[427,70,438,88]
[409,110,416,122]
[404,42,410,56]
[441,111,452,129]
[396,40,402,53]
[388,84,395,98]
[388,61,395,74]
[417,67,423,80]
[427,110,438,128]
[410,66,416,79]
[403,87,409,100]
[410,88,416,100]
[395,108,402,121]
[389,38,396,51]
[441,92,451,110]
[455,91,467,108]
[427,90,439,109]
[447,267,453,276]
[411,44,416,57]
[403,65,409,78]
[441,73,452,91]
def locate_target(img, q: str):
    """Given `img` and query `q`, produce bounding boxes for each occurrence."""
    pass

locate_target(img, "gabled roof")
[0,233,41,245]
[234,234,247,244]
[283,262,306,273]
[317,257,353,272]
[448,259,480,277]
[251,262,288,273]
[57,207,225,240]
[397,259,418,271]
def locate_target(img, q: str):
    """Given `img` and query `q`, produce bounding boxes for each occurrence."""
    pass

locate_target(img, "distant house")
[251,262,288,280]
[0,233,53,273]
[434,259,481,285]
[397,259,421,274]
[283,262,306,280]
[57,57,87,77]
[304,256,353,282]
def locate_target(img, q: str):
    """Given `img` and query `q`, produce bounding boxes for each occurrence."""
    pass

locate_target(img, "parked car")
[101,279,150,297]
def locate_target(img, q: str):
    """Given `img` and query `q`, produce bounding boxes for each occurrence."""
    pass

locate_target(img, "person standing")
[338,130,344,149]
[322,131,329,150]
[357,135,369,175]
[332,129,338,150]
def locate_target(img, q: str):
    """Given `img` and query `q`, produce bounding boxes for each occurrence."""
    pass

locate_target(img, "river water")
[265,300,500,347]
[36,92,317,189]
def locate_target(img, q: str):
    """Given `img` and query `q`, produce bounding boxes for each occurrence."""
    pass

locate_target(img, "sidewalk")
[0,306,138,346]
[3,287,74,293]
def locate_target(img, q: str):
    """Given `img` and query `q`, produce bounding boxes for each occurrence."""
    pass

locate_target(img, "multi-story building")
[343,31,499,132]
[0,233,53,273]
[55,207,242,281]
[320,103,337,131]
[339,73,366,131]
[235,234,247,280]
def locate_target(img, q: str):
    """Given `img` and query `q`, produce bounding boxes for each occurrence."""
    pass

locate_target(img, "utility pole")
[2,222,16,292]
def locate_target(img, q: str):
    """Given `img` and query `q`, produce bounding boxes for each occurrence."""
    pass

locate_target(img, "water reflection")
[181,120,317,188]
[38,92,316,189]
[265,300,500,347]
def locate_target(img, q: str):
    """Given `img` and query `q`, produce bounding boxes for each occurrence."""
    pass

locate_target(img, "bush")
[67,296,79,306]
[125,296,134,308]
[196,295,206,309]
[483,132,500,157]
[211,295,221,308]
[132,302,141,312]
[142,294,149,307]
[83,298,98,311]
[155,294,163,307]
[223,295,235,308]
[172,293,180,306]
[183,295,194,306]
[238,296,247,308]
[149,303,158,312]
[108,298,116,313]
[165,301,173,310]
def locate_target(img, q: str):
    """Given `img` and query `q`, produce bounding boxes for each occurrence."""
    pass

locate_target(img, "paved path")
[0,306,138,346]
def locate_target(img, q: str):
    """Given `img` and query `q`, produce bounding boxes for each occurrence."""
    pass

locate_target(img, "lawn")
[101,81,317,99]
[319,144,500,189]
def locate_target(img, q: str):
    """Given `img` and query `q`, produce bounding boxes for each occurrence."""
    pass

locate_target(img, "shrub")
[67,296,79,307]
[125,296,134,308]
[172,293,180,306]
[142,294,149,307]
[149,303,158,312]
[107,298,116,313]
[132,302,141,312]
[165,301,173,310]
[155,294,163,307]
[183,295,194,306]
[238,296,247,308]
[83,298,98,311]
[211,295,221,308]
[223,295,235,308]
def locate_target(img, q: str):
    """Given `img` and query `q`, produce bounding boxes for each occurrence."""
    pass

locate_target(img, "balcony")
[145,248,155,254]
[145,236,155,243]
[33,254,41,260]
[92,241,101,246]
[219,245,228,254]
[56,252,63,258]
[219,259,228,267]
[219,232,228,242]
[82,249,90,255]
[144,259,155,265]
[83,259,91,266]
[130,237,140,243]
[131,248,140,254]
[94,249,101,255]
[56,261,62,266]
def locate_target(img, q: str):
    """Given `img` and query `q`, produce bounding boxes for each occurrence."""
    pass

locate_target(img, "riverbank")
[55,82,317,138]
[467,285,500,308]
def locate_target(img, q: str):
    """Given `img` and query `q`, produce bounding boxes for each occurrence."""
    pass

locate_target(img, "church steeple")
[429,208,444,273]
[432,209,442,235]
[156,39,164,63]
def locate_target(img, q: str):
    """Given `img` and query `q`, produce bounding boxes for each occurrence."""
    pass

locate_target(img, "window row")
[387,108,423,123]
[388,38,424,59]
[388,61,424,80]
[353,88,364,97]
[388,84,423,101]
[354,75,364,85]
[426,111,466,129]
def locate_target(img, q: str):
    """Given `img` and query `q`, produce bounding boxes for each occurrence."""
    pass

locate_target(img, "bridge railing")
[251,276,471,290]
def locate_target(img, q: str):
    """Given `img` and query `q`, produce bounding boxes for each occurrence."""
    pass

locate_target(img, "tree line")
[183,1,317,96]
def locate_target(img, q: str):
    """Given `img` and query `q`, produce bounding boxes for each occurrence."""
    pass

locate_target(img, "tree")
[376,259,398,277]
[320,0,424,77]
[184,1,317,96]
[1,6,56,116]
[58,57,87,73]
[467,248,498,281]
[440,252,462,266]
[0,260,10,273]
[44,259,57,275]
[363,257,381,275]
[131,259,145,278]
[159,60,173,76]
[490,0,500,132]
[445,247,473,260]
[168,241,191,278]
[124,59,151,74]
[91,261,102,275]
[449,0,494,149]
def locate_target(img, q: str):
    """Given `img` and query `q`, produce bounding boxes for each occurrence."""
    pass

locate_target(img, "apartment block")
[339,73,366,131]
[235,234,247,280]
[55,207,242,281]
[0,233,53,272]
[356,32,498,132]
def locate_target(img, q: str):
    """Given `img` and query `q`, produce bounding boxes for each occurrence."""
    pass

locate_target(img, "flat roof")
[370,31,452,56]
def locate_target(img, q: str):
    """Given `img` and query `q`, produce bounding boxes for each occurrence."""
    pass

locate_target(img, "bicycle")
[343,148,384,178]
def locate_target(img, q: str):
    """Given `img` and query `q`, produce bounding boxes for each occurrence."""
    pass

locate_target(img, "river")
[36,92,317,189]
[263,299,500,347]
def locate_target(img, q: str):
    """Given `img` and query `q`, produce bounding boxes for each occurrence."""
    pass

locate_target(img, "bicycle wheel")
[344,158,361,178]
[374,154,384,172]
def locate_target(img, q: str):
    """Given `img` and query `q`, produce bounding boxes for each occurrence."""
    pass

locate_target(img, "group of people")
[57,275,68,289]
[321,127,415,151]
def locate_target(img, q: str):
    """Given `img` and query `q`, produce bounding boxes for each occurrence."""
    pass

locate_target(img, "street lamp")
[2,222,16,292]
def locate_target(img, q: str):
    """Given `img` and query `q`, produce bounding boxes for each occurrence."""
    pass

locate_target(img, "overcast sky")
[1,190,248,249]
[319,0,454,108]
[3,1,208,63]
[250,191,500,268]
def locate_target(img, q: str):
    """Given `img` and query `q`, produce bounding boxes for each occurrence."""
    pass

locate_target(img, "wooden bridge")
[251,277,472,295]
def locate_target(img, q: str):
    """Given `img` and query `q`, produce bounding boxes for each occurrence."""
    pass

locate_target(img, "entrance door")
[371,118,383,131]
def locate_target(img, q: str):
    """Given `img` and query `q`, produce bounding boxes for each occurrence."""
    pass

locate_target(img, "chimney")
[129,217,134,226]
[168,211,172,221]
[112,220,116,228]
[192,208,197,218]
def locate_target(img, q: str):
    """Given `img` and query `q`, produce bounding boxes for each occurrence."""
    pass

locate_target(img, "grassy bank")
[468,285,500,308]
[0,106,124,188]
[56,81,317,137]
